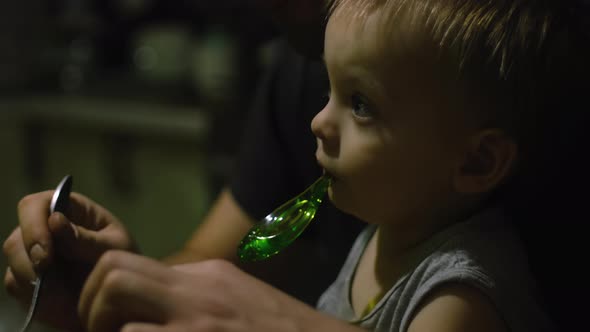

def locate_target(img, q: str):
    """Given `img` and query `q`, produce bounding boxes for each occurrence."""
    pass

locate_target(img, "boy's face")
[312,11,476,226]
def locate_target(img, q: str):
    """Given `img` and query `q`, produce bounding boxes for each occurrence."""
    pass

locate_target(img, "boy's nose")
[311,106,340,156]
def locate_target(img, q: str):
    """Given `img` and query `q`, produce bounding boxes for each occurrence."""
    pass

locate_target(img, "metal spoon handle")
[18,276,43,332]
[18,175,72,332]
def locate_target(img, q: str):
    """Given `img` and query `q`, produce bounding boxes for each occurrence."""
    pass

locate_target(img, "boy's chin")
[327,185,344,202]
[327,188,354,216]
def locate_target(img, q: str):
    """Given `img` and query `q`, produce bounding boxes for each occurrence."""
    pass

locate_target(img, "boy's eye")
[351,94,374,121]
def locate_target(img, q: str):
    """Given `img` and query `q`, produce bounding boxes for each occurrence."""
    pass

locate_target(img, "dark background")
[0,1,280,330]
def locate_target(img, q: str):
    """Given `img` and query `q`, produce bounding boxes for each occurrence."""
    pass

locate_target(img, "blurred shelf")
[0,95,210,142]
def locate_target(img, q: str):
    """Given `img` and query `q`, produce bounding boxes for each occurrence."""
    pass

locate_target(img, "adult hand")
[78,251,365,332]
[3,191,137,330]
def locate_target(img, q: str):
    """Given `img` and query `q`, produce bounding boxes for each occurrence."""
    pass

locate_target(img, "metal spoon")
[18,175,73,332]
[237,174,331,262]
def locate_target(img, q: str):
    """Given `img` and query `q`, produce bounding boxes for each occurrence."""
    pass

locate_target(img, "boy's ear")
[453,129,518,194]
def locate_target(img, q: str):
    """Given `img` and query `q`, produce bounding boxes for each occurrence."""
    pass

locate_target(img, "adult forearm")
[162,188,255,265]
[161,247,214,265]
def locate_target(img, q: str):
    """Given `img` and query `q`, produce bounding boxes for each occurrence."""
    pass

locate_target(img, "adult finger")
[4,267,34,307]
[83,269,171,332]
[79,251,174,327]
[17,191,54,271]
[3,228,37,284]
[48,212,132,263]
[121,322,176,332]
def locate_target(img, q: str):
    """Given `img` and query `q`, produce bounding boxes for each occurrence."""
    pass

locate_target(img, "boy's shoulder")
[418,207,529,281]
[356,208,552,332]
[391,207,552,332]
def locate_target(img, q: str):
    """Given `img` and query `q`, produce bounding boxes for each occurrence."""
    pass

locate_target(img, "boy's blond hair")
[327,0,588,168]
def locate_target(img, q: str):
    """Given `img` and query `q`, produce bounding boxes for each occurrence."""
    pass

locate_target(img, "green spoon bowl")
[237,175,331,262]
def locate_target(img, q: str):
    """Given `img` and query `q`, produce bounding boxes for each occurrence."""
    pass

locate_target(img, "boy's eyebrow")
[321,53,387,101]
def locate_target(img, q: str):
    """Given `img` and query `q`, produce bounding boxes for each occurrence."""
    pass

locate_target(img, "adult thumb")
[47,212,128,263]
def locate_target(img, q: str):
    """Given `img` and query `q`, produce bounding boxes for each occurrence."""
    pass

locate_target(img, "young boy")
[313,0,587,331]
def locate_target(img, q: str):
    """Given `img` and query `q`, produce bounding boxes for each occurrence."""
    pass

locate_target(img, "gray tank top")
[316,208,553,332]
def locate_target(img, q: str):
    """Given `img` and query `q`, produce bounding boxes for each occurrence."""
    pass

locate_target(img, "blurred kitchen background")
[0,1,281,330]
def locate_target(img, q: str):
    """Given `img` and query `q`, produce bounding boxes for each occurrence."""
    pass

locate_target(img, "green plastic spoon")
[237,175,331,262]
